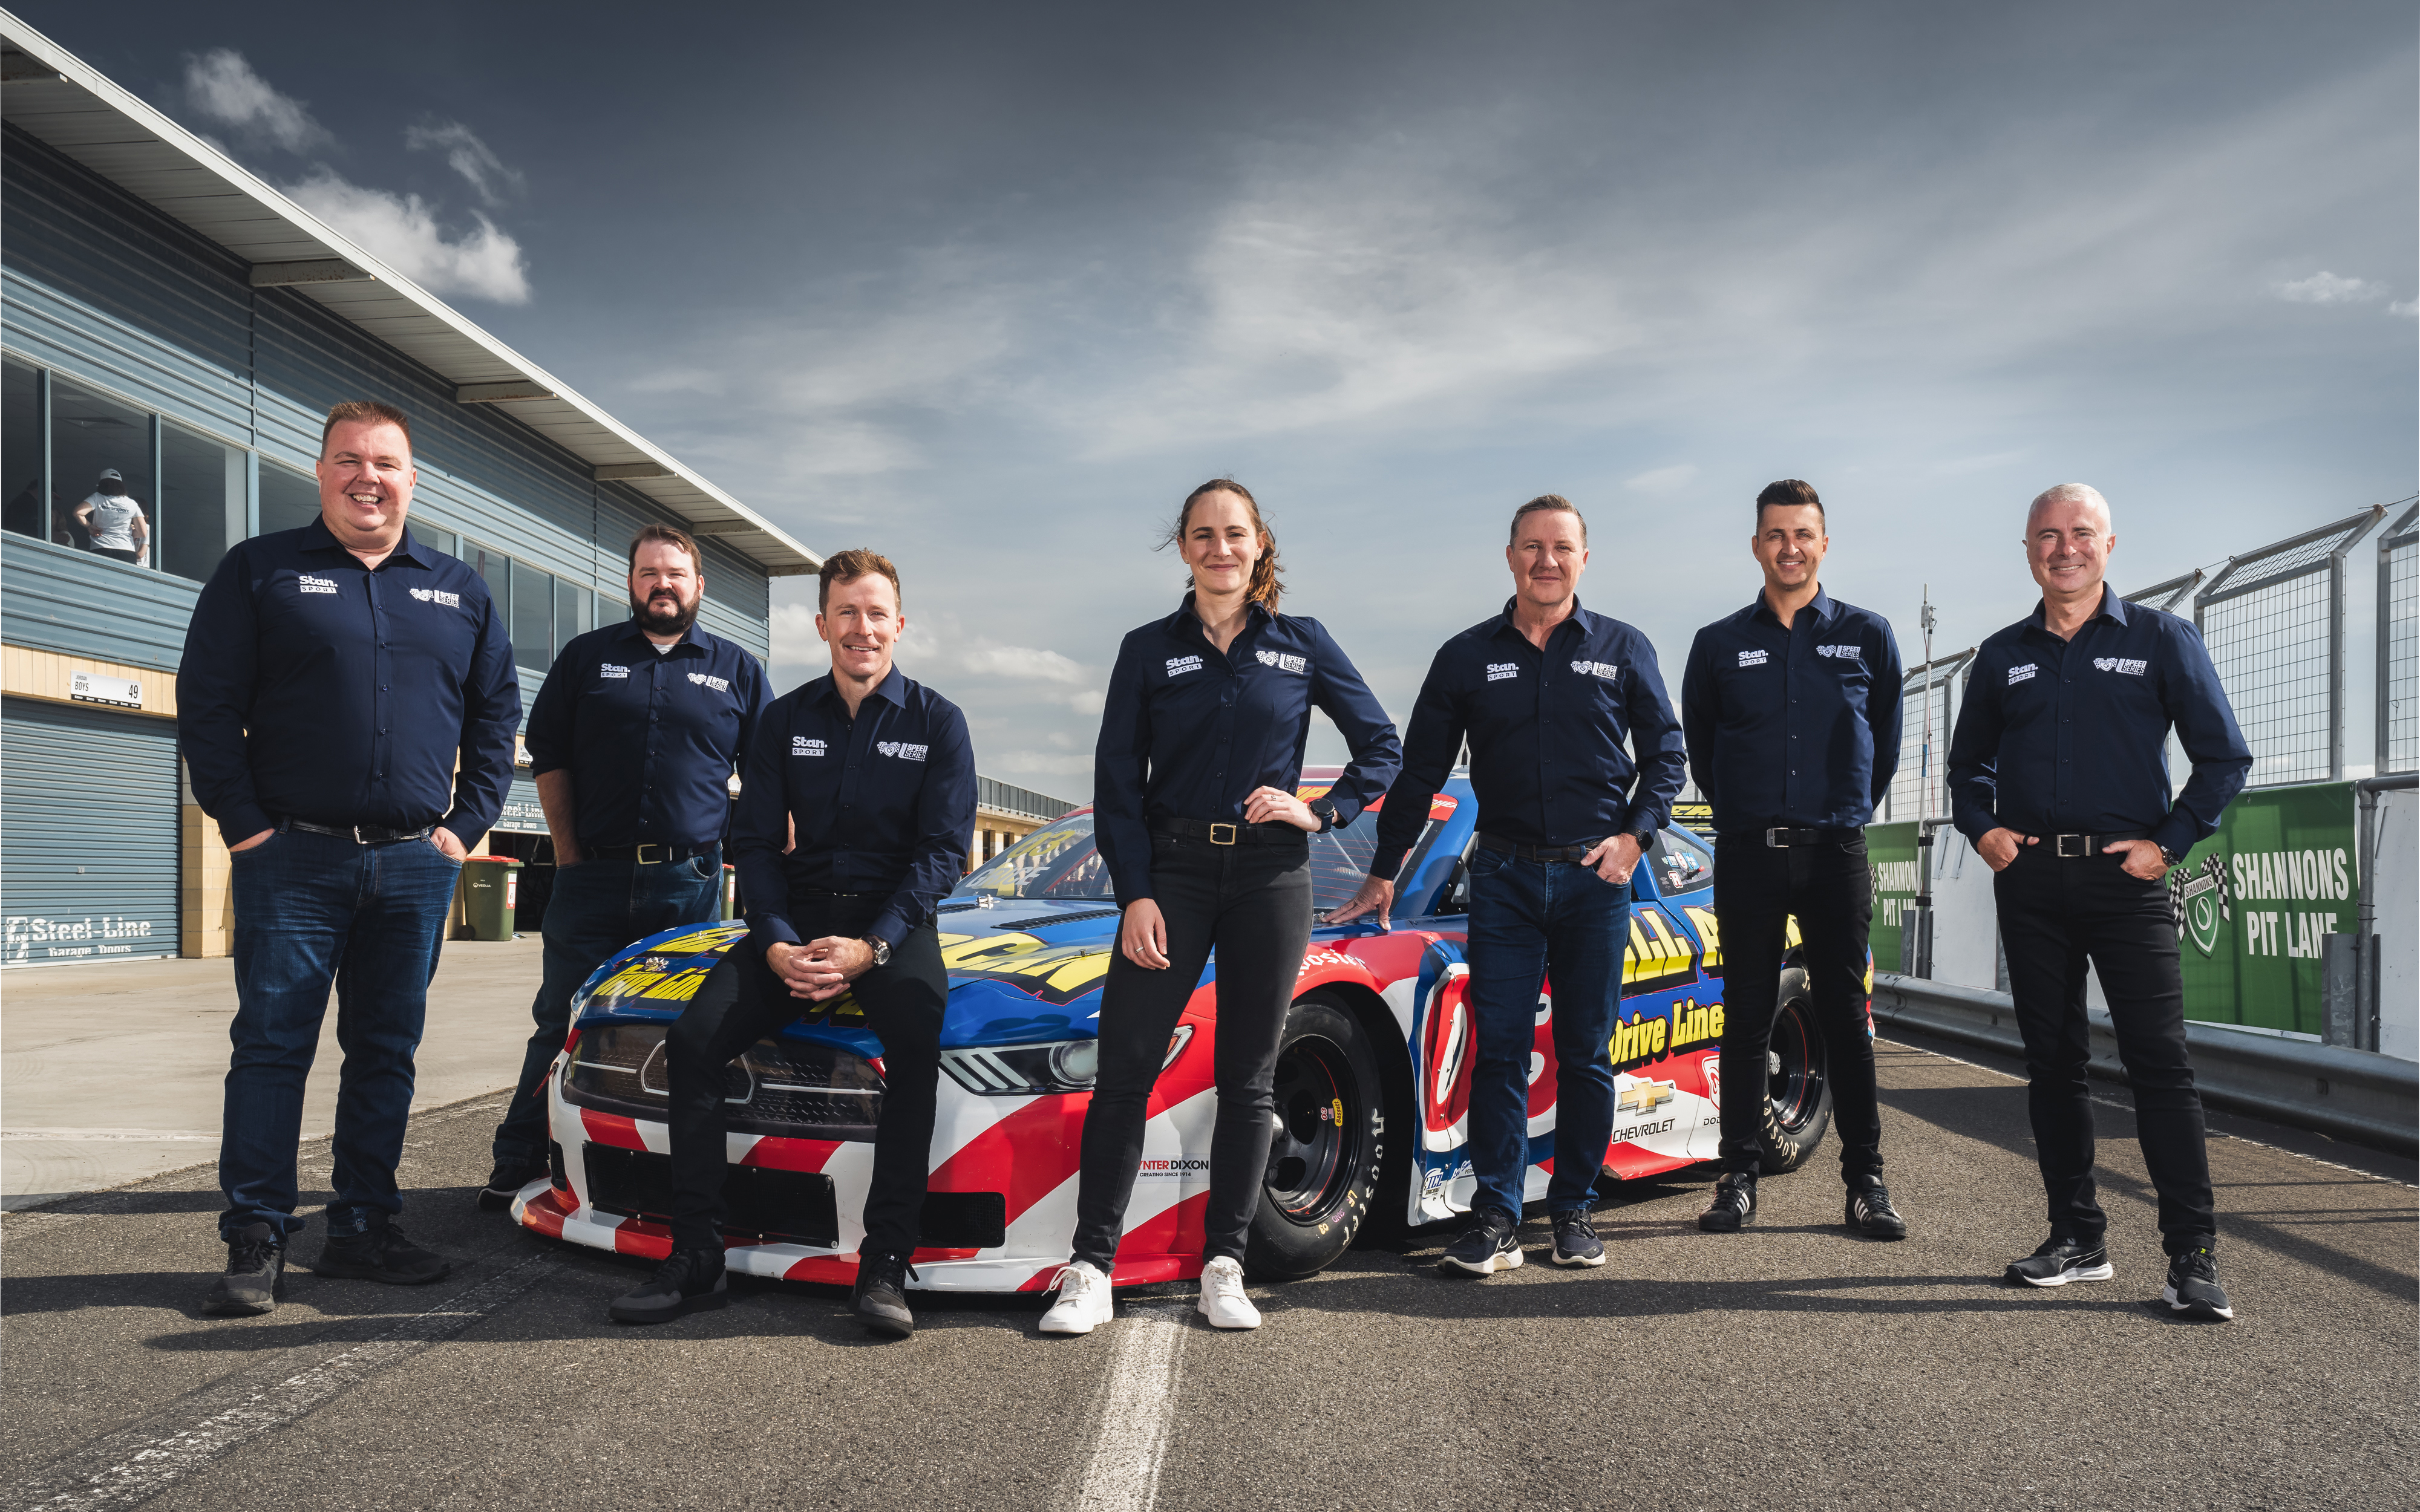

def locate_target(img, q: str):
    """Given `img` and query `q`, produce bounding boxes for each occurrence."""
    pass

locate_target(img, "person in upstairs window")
[1039,480,1400,1336]
[76,467,149,565]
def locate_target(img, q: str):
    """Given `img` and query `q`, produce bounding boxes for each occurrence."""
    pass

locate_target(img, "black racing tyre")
[1754,965,1834,1175]
[1244,991,1390,1280]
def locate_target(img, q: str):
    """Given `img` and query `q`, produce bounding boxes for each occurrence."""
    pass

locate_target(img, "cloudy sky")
[22,0,2416,797]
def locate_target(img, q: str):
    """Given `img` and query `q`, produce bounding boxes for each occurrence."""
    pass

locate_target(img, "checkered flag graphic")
[2170,854,2233,942]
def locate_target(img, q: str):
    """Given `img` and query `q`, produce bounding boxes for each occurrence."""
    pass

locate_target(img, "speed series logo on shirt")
[688,673,731,692]
[1166,655,1204,677]
[1255,650,1307,674]
[1485,662,1519,682]
[877,741,930,762]
[791,737,828,758]
[2093,657,2148,676]
[1816,645,1860,661]
[407,587,462,608]
[1569,660,1620,682]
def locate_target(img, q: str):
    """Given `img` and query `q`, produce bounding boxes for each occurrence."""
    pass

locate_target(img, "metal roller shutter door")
[2,696,180,965]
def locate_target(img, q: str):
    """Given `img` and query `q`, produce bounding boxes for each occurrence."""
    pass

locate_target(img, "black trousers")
[1069,830,1312,1271]
[664,894,947,1257]
[1713,834,1882,1179]
[1995,846,2215,1254]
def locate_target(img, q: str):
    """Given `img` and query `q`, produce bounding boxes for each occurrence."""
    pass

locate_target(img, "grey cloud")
[182,48,329,154]
[404,120,526,206]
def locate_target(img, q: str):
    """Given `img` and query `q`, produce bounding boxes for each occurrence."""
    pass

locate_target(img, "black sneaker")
[2004,1235,2113,1288]
[1843,1176,1908,1240]
[1549,1210,1606,1268]
[853,1251,917,1338]
[1438,1207,1523,1276]
[478,1158,544,1212]
[315,1221,451,1285]
[1698,1170,1758,1233]
[204,1222,287,1316]
[2162,1245,2234,1321]
[609,1247,729,1324]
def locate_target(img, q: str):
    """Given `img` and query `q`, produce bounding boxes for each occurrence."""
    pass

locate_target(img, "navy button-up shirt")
[1681,587,1905,832]
[177,518,520,847]
[1370,598,1686,881]
[1947,587,2251,857]
[733,666,975,951]
[523,618,770,849]
[1094,595,1401,907]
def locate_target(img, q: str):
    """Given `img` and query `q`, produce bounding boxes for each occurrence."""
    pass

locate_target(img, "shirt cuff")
[865,910,910,951]
[1366,848,1407,884]
[218,804,274,849]
[2149,818,2197,862]
[748,911,802,957]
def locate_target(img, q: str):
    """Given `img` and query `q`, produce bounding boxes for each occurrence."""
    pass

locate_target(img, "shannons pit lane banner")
[2173,780,2357,1037]
[1867,821,1923,973]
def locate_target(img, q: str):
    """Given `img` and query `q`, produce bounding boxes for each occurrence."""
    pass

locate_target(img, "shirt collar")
[809,663,909,714]
[2023,584,2127,632]
[295,515,430,569]
[1748,585,1835,629]
[610,616,704,654]
[1167,591,1274,639]
[1491,596,1594,642]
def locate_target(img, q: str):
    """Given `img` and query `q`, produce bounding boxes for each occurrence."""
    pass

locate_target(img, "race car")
[512,767,1853,1292]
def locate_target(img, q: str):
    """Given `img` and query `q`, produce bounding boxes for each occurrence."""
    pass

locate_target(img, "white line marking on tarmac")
[1065,1302,1188,1512]
[2,1254,563,1512]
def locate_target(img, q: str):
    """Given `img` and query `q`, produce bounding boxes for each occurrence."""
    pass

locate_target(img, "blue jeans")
[221,827,461,1239]
[491,849,723,1167]
[1462,846,1632,1220]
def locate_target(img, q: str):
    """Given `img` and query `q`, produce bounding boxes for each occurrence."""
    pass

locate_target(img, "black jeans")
[663,894,947,1256]
[1713,834,1882,1179]
[1995,846,2215,1255]
[1070,830,1312,1271]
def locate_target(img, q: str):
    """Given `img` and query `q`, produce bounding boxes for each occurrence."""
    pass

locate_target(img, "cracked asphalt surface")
[3,1034,2412,1512]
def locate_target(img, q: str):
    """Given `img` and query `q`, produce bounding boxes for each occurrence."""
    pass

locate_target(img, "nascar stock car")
[511,771,1856,1292]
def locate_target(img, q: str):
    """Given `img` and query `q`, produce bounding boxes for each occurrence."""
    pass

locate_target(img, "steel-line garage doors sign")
[2174,781,2357,1037]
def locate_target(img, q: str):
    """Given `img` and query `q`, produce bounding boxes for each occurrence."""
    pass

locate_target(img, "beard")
[631,587,701,637]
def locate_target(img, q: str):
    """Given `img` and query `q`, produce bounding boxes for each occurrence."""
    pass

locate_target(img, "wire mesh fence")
[2383,504,2418,775]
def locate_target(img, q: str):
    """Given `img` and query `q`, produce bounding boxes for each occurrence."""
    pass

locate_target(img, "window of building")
[258,461,320,536]
[556,575,592,657]
[511,557,554,671]
[2,359,38,542]
[158,421,244,583]
[49,376,153,567]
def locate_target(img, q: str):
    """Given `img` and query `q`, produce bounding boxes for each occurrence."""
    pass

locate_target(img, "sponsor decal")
[2007,663,2038,685]
[877,740,929,761]
[1485,662,1519,682]
[1609,995,1726,1074]
[1622,908,1697,993]
[600,663,631,680]
[792,736,828,757]
[1617,1079,1675,1115]
[937,931,1114,1005]
[2170,855,2233,957]
[2093,656,2148,676]
[408,587,462,607]
[1736,648,1768,668]
[1134,1156,1214,1181]
[1165,654,1204,677]
[1255,650,1308,674]
[1817,644,1860,661]
[1569,659,1621,682]
[688,672,731,692]
[298,573,338,595]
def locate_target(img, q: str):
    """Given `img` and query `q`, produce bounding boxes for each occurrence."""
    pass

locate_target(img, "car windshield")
[952,810,1428,915]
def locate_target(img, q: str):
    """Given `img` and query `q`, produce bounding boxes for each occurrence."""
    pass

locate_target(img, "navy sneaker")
[1843,1176,1908,1239]
[316,1222,450,1285]
[204,1222,287,1316]
[1438,1208,1523,1276]
[609,1247,729,1324]
[1549,1210,1606,1268]
[2005,1236,2113,1288]
[1698,1170,1757,1233]
[2162,1246,2234,1320]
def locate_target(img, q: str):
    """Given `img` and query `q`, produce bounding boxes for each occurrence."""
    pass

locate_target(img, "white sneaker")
[1197,1256,1261,1330]
[1039,1261,1113,1335]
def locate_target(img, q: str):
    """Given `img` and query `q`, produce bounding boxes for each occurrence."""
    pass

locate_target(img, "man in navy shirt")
[607,549,976,1339]
[481,523,770,1210]
[178,400,520,1316]
[1681,480,1907,1238]
[1947,483,2250,1320]
[1333,494,1687,1276]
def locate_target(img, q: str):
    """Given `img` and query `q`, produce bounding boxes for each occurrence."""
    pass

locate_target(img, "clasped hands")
[767,936,878,1001]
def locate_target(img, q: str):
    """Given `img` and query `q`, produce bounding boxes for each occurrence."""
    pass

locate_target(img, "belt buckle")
[1766,827,1790,849]
[636,843,666,865]
[352,824,366,845]
[1208,823,1238,846]
[2055,834,2088,858]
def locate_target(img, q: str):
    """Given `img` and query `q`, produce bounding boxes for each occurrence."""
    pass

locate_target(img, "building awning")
[0,10,820,576]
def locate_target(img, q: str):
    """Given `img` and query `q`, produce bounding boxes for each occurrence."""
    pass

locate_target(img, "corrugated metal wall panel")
[1,535,200,671]
[1,696,179,965]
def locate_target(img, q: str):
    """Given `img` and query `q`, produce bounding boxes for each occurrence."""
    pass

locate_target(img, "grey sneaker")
[205,1222,287,1316]
[316,1221,451,1285]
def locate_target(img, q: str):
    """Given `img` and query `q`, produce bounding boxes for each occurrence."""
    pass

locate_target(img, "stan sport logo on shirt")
[1736,648,1768,668]
[1165,654,1204,677]
[1485,662,1519,682]
[878,741,930,762]
[297,574,338,596]
[1255,650,1307,674]
[2007,662,2038,685]
[792,737,828,758]
[407,587,462,608]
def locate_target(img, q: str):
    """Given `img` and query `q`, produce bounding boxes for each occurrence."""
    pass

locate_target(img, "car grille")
[565,1022,883,1138]
[581,1143,1006,1249]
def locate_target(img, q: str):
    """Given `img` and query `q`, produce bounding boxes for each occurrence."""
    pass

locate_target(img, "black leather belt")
[1151,816,1304,846]
[284,818,436,845]
[1739,826,1864,847]
[586,842,716,864]
[1476,832,1603,864]
[2050,829,2148,858]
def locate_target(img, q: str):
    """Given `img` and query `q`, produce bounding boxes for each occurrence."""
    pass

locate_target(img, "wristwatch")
[2156,844,2177,867]
[1310,799,1341,833]
[862,936,891,968]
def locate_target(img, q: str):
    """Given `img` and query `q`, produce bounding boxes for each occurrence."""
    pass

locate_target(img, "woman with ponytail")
[1040,481,1400,1335]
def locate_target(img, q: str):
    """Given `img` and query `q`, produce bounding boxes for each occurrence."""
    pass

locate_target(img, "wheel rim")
[1263,1033,1360,1224]
[1767,994,1826,1134]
